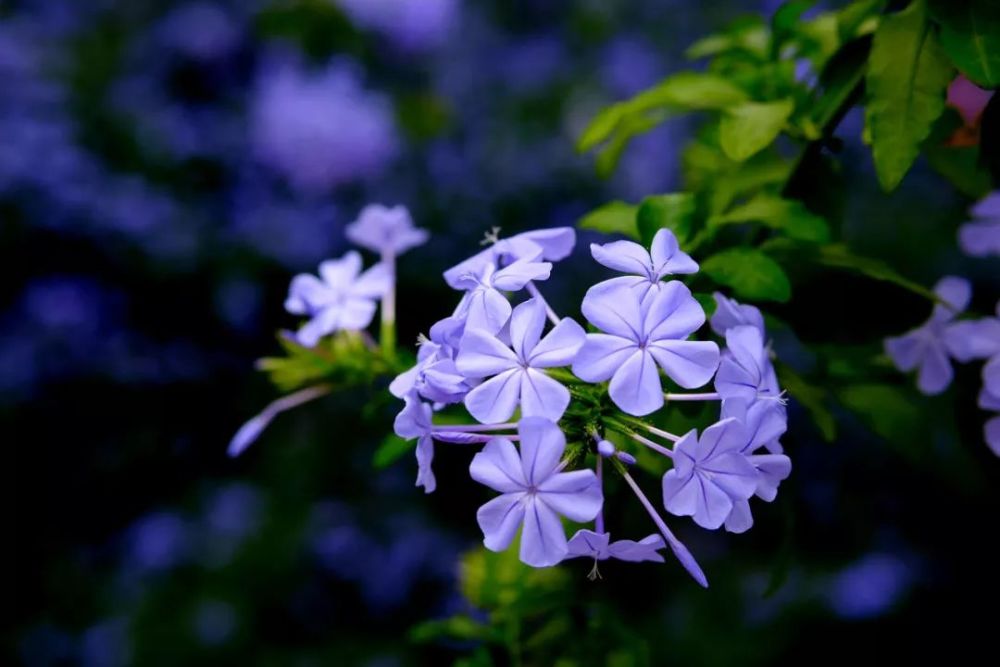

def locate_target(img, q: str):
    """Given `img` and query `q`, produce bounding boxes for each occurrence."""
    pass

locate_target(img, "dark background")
[6,1,999,665]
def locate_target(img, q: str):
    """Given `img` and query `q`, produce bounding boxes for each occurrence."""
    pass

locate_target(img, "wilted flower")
[574,283,719,416]
[470,418,602,567]
[565,529,665,563]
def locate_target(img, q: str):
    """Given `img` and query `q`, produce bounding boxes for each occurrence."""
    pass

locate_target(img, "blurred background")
[6,0,999,665]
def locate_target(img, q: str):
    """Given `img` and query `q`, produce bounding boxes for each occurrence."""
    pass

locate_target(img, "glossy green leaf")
[701,248,792,302]
[719,100,794,161]
[636,193,697,246]
[577,201,639,238]
[929,0,1000,88]
[865,0,954,191]
[710,195,831,242]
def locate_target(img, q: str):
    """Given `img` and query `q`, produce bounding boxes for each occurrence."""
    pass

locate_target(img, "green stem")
[380,250,397,362]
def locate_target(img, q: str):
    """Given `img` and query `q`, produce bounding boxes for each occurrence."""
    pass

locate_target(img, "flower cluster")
[886,192,1000,456]
[390,223,792,586]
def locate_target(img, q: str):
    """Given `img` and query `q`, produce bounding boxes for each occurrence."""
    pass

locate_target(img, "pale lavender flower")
[590,229,698,303]
[334,0,458,52]
[943,300,1000,363]
[710,292,765,337]
[573,283,720,416]
[714,325,781,405]
[285,251,390,346]
[443,227,575,289]
[252,56,397,193]
[470,418,602,567]
[719,399,791,533]
[346,204,428,257]
[389,317,475,405]
[884,276,971,395]
[565,530,665,563]
[451,258,552,334]
[662,418,759,530]
[958,191,1000,258]
[456,298,585,423]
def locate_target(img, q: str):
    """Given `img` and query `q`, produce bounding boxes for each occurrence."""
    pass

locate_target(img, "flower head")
[457,298,585,423]
[469,418,602,567]
[661,419,760,529]
[573,283,720,416]
[346,203,428,257]
[389,319,475,405]
[565,529,665,563]
[710,292,765,336]
[451,258,552,334]
[884,276,971,395]
[285,251,390,346]
[958,192,1000,258]
[590,229,698,302]
[714,325,781,405]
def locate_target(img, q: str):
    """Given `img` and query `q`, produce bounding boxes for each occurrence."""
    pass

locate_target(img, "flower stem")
[595,456,605,534]
[228,384,332,457]
[628,432,673,458]
[621,471,708,588]
[525,281,560,326]
[433,422,518,433]
[380,250,397,362]
[664,392,720,402]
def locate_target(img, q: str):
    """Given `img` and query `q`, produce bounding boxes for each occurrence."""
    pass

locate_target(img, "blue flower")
[958,191,1000,258]
[346,203,428,257]
[451,258,552,335]
[714,325,782,405]
[589,229,698,304]
[565,529,665,563]
[710,292,765,337]
[574,283,719,416]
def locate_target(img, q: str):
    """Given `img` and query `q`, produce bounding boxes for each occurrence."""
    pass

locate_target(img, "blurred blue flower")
[335,0,460,52]
[826,553,913,620]
[79,617,131,667]
[157,2,242,61]
[600,36,661,97]
[127,511,193,572]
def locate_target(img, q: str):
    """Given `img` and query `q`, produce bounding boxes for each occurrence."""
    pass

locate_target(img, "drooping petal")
[319,251,363,287]
[607,534,666,562]
[509,298,546,362]
[750,453,792,501]
[580,285,644,341]
[643,281,706,341]
[519,498,568,567]
[464,369,522,423]
[572,334,637,382]
[650,229,698,276]
[415,435,436,494]
[885,330,926,372]
[350,262,392,299]
[916,341,953,395]
[566,529,611,559]
[393,395,432,439]
[491,258,552,291]
[710,292,764,336]
[477,493,526,552]
[743,400,788,453]
[527,318,584,368]
[609,350,664,416]
[519,369,571,421]
[469,437,528,492]
[455,329,520,377]
[517,416,567,484]
[648,340,720,389]
[724,500,754,534]
[537,470,603,522]
[590,240,653,276]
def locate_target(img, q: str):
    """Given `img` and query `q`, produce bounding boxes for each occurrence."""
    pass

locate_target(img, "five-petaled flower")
[573,283,720,416]
[457,298,585,423]
[346,203,429,257]
[443,227,576,289]
[451,258,552,334]
[590,228,698,303]
[714,325,781,405]
[470,418,603,567]
[662,418,760,530]
[285,251,390,346]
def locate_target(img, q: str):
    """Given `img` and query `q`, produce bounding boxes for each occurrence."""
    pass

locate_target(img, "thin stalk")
[664,392,720,402]
[380,250,397,362]
[525,281,560,326]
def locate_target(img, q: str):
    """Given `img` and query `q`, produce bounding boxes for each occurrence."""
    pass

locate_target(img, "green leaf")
[577,201,639,238]
[372,433,414,469]
[837,0,887,41]
[701,248,792,302]
[776,361,837,441]
[710,195,831,242]
[929,0,1000,88]
[719,100,795,161]
[837,383,924,444]
[636,193,697,246]
[865,0,954,191]
[410,615,492,643]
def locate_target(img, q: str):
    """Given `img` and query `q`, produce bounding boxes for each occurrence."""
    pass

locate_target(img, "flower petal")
[916,341,953,395]
[943,319,1000,362]
[350,262,391,299]
[519,369,571,421]
[643,281,706,341]
[572,334,637,382]
[724,499,753,534]
[464,369,522,423]
[537,469,603,522]
[650,229,698,276]
[710,292,764,336]
[415,435,436,494]
[609,350,663,416]
[590,240,653,276]
[285,274,329,314]
[648,340,720,389]
[662,469,700,518]
[319,251,362,287]
[519,498,568,567]
[528,318,586,368]
[477,493,526,552]
[456,329,519,377]
[492,258,552,291]
[986,416,1000,457]
[517,416,567,484]
[509,298,546,362]
[885,330,925,372]
[580,285,643,340]
[566,529,611,559]
[607,534,666,562]
[931,276,971,321]
[465,287,512,334]
[750,453,792,501]
[469,437,528,492]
